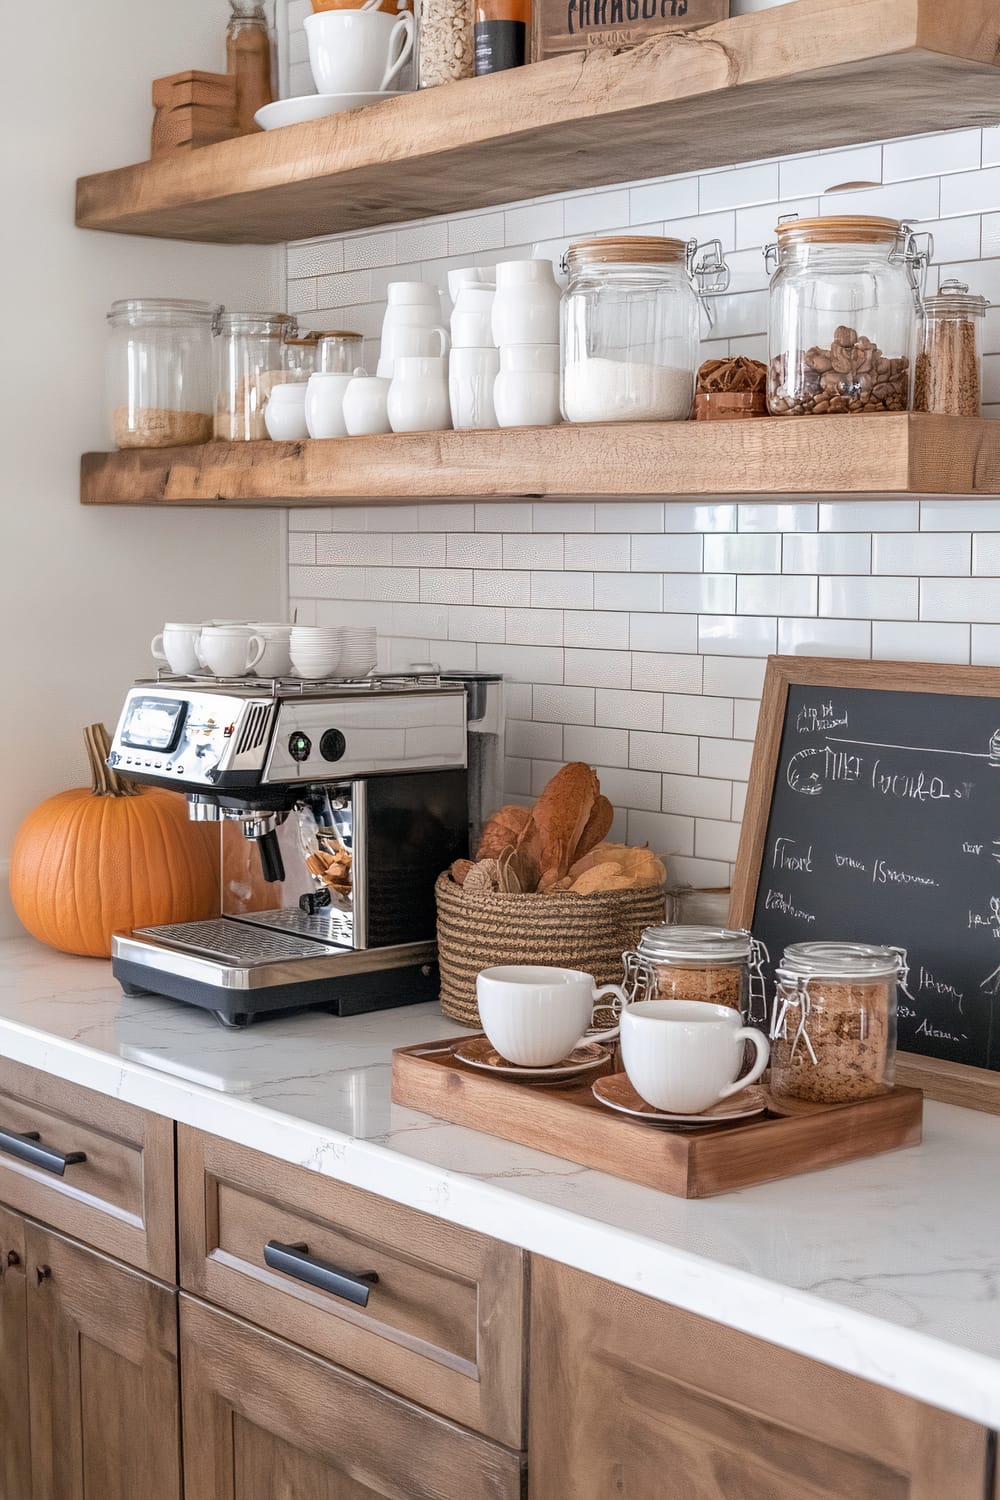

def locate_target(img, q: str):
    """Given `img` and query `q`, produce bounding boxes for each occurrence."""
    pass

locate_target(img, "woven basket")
[436,872,667,1027]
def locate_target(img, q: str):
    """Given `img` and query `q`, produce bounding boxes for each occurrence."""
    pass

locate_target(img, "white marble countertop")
[2,935,1000,1428]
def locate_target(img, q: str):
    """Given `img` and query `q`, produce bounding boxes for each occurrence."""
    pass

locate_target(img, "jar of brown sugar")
[770,941,905,1104]
[623,926,758,1018]
[914,279,989,417]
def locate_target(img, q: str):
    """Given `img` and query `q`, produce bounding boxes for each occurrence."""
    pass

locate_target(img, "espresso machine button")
[319,729,347,762]
[288,731,312,763]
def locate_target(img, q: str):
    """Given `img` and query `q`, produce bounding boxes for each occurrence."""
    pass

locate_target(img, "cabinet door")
[181,1295,525,1500]
[529,1257,990,1500]
[25,1223,181,1500]
[0,1207,29,1500]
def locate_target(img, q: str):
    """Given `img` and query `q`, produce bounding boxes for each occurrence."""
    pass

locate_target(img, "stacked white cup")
[381,282,452,434]
[448,268,499,431]
[491,259,562,428]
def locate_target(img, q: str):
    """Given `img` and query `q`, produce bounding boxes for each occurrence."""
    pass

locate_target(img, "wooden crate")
[533,0,728,62]
[392,1037,923,1198]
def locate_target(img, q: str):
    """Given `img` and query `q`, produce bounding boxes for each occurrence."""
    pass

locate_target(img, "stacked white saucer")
[339,626,378,678]
[290,625,342,679]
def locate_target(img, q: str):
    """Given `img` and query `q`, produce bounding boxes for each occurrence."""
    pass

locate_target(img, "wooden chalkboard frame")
[729,654,1000,1117]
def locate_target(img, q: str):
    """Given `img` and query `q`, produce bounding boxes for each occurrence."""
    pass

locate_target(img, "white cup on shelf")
[378,322,449,379]
[387,354,452,432]
[151,622,203,675]
[304,9,415,94]
[451,285,496,349]
[494,344,561,427]
[198,626,266,678]
[248,622,293,677]
[491,259,561,347]
[343,375,393,435]
[449,346,500,429]
[305,370,364,439]
[264,382,309,441]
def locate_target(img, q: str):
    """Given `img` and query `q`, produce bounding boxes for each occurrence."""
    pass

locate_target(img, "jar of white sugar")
[560,236,730,424]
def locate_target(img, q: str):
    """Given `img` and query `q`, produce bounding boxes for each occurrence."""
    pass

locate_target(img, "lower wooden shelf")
[80,414,1000,507]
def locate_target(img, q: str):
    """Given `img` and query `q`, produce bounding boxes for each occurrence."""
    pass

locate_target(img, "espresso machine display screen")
[120,697,187,753]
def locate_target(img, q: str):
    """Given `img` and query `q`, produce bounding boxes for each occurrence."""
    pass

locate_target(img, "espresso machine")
[107,670,503,1027]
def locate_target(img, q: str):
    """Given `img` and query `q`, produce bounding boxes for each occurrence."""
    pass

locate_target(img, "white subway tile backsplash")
[504,533,564,569]
[783,533,871,574]
[818,575,918,620]
[565,725,630,767]
[629,613,699,653]
[287,128,1000,854]
[698,615,776,656]
[872,621,970,664]
[533,684,596,724]
[704,534,782,574]
[596,688,662,731]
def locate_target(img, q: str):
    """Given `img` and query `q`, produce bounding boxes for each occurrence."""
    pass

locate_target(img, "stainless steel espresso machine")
[107,670,503,1027]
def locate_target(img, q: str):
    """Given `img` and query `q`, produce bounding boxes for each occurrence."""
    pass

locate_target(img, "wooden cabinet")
[23,1222,181,1500]
[529,1258,991,1500]
[180,1295,525,1500]
[178,1126,526,1446]
[0,1206,29,1500]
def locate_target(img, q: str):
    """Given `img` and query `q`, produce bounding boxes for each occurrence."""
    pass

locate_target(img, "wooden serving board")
[391,1038,923,1199]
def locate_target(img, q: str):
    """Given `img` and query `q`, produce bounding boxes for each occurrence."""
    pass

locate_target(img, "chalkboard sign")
[730,657,1000,1112]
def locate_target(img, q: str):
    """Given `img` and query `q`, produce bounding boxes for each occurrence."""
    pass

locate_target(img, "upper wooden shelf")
[80,415,1000,505]
[75,0,1000,245]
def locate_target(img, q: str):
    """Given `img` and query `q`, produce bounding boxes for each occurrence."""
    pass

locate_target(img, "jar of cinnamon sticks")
[914,278,989,417]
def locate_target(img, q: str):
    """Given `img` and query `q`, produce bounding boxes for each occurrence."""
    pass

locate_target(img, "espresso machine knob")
[319,729,347,762]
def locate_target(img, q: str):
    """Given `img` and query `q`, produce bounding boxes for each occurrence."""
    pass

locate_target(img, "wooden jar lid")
[566,235,688,270]
[775,215,901,246]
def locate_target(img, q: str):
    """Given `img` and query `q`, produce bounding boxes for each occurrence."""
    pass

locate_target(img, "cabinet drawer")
[0,1059,175,1281]
[178,1127,526,1448]
[181,1295,525,1500]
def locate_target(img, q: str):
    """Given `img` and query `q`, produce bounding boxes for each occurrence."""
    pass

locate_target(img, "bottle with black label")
[474,0,529,74]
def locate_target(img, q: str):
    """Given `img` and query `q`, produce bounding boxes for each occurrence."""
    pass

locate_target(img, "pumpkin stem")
[85,723,140,798]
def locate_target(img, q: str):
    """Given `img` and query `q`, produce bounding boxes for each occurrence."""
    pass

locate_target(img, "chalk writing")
[795,701,849,735]
[835,853,866,871]
[772,837,813,873]
[872,860,937,888]
[764,888,816,922]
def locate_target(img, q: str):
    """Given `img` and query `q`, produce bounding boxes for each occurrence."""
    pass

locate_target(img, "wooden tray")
[391,1038,923,1199]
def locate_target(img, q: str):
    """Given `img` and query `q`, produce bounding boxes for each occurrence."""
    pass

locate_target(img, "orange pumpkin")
[10,724,220,958]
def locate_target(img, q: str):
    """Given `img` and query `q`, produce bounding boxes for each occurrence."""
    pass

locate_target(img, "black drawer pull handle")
[263,1240,378,1308]
[0,1128,87,1178]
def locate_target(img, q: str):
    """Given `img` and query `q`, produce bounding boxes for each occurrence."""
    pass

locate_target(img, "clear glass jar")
[282,335,319,382]
[560,237,711,424]
[214,312,296,441]
[623,926,755,1016]
[770,941,905,1103]
[315,331,364,374]
[765,216,924,416]
[107,298,219,449]
[418,0,475,86]
[914,278,989,416]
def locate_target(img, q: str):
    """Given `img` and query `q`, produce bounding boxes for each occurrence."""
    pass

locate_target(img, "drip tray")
[134,918,342,967]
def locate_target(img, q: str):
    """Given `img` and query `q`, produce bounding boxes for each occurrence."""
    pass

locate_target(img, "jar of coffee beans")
[764,216,928,416]
[914,279,989,417]
[623,925,762,1019]
[770,941,906,1104]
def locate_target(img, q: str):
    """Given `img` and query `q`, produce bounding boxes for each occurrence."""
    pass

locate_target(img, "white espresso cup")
[305,9,415,94]
[198,625,266,678]
[476,965,626,1067]
[151,622,203,674]
[248,622,293,677]
[620,1000,770,1114]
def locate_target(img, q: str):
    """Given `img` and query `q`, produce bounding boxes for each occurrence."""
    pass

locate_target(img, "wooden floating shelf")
[75,0,1000,244]
[80,415,1000,506]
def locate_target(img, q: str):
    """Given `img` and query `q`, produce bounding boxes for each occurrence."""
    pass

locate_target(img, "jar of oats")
[623,926,755,1017]
[770,941,904,1104]
[418,0,475,85]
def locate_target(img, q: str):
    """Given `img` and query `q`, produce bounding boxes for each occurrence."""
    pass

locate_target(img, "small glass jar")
[107,298,219,450]
[214,312,296,441]
[315,331,364,374]
[418,0,475,86]
[560,236,726,424]
[914,278,989,417]
[765,216,926,416]
[282,334,320,382]
[770,941,905,1104]
[623,926,755,1016]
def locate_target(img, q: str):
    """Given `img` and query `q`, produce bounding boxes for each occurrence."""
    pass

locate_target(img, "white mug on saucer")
[620,1000,769,1115]
[151,622,203,675]
[248,623,293,677]
[198,625,266,678]
[304,9,415,94]
[476,965,626,1067]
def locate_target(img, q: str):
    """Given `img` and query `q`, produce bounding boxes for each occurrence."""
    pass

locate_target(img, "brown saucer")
[592,1074,768,1125]
[454,1036,613,1085]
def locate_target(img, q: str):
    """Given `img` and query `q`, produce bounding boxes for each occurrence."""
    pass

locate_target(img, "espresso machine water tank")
[442,671,504,854]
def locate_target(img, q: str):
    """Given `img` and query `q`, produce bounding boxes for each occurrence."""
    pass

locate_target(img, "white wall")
[284,129,1000,891]
[0,0,285,933]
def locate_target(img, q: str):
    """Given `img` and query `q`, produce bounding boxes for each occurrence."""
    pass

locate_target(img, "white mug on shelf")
[476,965,626,1067]
[620,1000,770,1115]
[305,370,365,439]
[387,354,452,432]
[198,626,266,678]
[248,623,293,677]
[378,322,449,378]
[304,9,415,94]
[494,346,561,428]
[264,382,309,441]
[450,285,496,349]
[343,375,392,435]
[386,280,441,307]
[151,622,203,675]
[491,258,561,347]
[449,346,499,429]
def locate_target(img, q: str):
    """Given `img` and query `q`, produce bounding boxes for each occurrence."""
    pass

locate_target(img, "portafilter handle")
[257,829,286,886]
